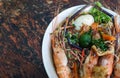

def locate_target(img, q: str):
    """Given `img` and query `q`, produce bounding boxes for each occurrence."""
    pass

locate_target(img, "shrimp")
[98,54,114,78]
[114,60,120,78]
[114,34,120,78]
[51,33,71,78]
[82,50,98,78]
[114,54,120,78]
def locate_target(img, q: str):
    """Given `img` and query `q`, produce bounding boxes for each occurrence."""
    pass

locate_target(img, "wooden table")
[0,0,119,78]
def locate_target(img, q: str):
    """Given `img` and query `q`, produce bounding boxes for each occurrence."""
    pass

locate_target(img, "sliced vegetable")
[102,33,116,41]
[91,23,98,30]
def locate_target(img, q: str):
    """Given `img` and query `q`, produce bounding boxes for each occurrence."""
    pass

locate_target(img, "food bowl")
[42,5,117,78]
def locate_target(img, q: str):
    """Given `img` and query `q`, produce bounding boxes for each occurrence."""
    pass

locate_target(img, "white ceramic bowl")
[42,5,117,78]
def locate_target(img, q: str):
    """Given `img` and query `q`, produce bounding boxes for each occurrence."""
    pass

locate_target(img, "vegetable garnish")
[91,22,98,30]
[94,1,102,7]
[92,39,108,51]
[102,33,116,41]
[65,32,79,44]
[90,7,112,24]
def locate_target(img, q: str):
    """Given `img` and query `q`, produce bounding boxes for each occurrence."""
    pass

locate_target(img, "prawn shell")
[82,50,98,78]
[114,54,120,78]
[114,61,120,78]
[98,54,114,77]
[51,35,71,78]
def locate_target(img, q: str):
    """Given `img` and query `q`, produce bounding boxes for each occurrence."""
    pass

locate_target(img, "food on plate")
[51,2,120,78]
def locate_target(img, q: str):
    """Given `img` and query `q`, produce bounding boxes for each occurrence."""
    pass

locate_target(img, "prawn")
[98,54,114,78]
[82,50,98,78]
[51,32,71,78]
[114,54,120,78]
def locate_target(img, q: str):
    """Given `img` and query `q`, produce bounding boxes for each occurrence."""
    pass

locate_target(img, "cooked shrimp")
[98,54,114,78]
[114,34,120,78]
[51,34,71,78]
[114,60,120,78]
[82,50,98,78]
[114,54,120,78]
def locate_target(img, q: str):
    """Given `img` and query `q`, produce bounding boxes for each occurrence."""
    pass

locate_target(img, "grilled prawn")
[98,54,114,78]
[114,54,120,78]
[114,60,120,78]
[82,50,98,78]
[51,31,71,78]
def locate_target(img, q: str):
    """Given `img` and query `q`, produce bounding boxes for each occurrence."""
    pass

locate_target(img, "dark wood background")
[0,0,119,78]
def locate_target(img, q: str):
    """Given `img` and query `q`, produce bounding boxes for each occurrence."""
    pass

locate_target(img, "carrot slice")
[102,33,116,41]
[91,23,98,30]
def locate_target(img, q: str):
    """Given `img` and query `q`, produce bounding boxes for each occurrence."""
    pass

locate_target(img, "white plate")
[42,5,117,78]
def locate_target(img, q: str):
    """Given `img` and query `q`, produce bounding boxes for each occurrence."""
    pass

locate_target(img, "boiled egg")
[73,14,94,30]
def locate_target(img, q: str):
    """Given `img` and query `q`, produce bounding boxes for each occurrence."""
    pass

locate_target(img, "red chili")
[82,49,85,57]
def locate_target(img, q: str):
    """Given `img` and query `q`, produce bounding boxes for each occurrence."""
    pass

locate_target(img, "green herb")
[95,1,102,7]
[65,32,79,44]
[92,39,108,51]
[90,8,111,24]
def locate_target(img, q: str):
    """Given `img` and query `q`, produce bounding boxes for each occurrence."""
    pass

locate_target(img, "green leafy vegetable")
[65,32,79,44]
[92,39,108,51]
[90,8,111,24]
[95,1,102,7]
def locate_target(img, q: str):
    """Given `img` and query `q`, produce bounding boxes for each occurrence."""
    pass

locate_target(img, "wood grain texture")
[0,0,119,78]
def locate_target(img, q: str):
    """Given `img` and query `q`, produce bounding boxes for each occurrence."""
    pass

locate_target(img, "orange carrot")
[91,23,98,30]
[102,33,116,41]
[73,62,78,78]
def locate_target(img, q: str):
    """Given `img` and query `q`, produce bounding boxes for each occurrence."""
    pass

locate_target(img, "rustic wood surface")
[0,0,119,78]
